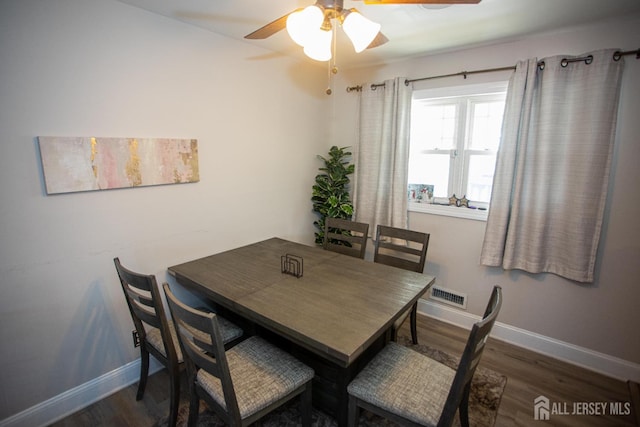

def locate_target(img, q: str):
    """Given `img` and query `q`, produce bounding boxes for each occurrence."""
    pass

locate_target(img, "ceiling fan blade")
[363,0,480,4]
[244,9,302,40]
[367,31,389,49]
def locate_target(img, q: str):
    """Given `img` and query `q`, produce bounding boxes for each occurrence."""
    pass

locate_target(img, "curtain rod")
[346,48,639,93]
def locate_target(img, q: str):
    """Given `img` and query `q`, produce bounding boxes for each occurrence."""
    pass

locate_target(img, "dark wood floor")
[51,315,638,427]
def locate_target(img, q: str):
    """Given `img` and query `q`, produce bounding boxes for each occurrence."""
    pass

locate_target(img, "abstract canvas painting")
[37,136,199,194]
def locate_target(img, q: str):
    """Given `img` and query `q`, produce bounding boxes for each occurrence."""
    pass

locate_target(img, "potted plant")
[311,146,355,245]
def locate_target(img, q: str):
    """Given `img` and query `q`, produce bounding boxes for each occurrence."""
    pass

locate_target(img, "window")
[408,82,507,220]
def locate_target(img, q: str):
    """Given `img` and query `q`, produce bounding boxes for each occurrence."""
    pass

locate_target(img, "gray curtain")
[480,49,624,282]
[353,77,412,237]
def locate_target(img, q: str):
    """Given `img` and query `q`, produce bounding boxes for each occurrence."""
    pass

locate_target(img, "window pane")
[466,154,496,203]
[469,101,505,150]
[409,84,507,214]
[408,153,450,198]
[411,103,456,150]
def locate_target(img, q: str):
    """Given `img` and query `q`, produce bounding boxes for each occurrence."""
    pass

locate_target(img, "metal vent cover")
[430,286,467,309]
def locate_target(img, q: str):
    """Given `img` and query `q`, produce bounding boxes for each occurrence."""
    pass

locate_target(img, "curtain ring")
[538,61,546,70]
[561,58,569,67]
[371,84,378,91]
[404,79,410,86]
[613,51,622,61]
[585,55,593,65]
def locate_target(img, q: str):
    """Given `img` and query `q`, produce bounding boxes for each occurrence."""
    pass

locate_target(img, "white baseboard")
[3,304,639,427]
[0,358,163,427]
[419,299,640,383]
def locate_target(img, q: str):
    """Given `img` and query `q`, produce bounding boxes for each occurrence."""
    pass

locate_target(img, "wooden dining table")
[168,237,435,426]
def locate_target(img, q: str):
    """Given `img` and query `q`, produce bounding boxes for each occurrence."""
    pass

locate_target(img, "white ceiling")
[117,0,640,68]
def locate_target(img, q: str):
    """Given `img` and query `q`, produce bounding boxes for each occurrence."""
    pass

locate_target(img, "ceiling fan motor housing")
[316,0,346,12]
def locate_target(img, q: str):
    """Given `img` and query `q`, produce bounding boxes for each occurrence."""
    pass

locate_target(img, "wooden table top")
[168,237,435,367]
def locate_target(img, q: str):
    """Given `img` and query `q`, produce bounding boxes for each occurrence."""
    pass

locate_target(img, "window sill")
[408,202,488,221]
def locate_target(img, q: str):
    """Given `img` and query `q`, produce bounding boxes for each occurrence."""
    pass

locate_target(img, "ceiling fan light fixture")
[286,5,324,47]
[342,10,381,53]
[303,28,333,61]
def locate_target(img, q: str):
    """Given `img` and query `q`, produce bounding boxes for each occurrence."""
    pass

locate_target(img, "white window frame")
[408,82,508,221]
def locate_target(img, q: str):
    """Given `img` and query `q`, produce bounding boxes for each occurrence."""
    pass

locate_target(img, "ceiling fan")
[244,0,481,60]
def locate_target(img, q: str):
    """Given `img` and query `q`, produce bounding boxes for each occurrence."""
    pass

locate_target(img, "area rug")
[154,336,507,427]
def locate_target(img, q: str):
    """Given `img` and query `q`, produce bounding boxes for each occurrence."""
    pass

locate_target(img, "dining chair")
[114,258,243,427]
[347,285,502,427]
[373,225,430,344]
[323,217,370,259]
[163,283,315,427]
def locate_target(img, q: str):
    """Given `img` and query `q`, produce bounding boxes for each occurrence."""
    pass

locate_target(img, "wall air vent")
[429,286,467,309]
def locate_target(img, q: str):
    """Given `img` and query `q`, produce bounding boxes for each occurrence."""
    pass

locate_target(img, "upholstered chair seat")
[164,283,315,427]
[347,286,502,427]
[196,336,314,419]
[348,342,455,426]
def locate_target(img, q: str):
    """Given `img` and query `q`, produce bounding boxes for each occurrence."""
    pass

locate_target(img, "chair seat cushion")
[347,342,455,427]
[197,336,314,419]
[147,316,243,363]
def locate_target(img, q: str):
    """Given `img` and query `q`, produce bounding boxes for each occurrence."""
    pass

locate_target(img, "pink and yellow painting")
[37,136,199,195]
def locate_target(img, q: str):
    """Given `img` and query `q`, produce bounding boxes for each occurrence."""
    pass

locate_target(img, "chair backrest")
[373,225,430,273]
[438,286,502,427]
[163,283,241,424]
[323,217,369,259]
[114,257,176,362]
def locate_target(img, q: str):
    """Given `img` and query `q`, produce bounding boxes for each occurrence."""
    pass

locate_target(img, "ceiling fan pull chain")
[326,61,333,95]
[326,24,339,95]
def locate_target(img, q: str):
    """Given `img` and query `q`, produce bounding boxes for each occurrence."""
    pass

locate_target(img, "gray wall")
[0,0,330,419]
[1,0,639,422]
[333,17,640,366]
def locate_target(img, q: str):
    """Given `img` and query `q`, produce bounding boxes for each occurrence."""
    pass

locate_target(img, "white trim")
[4,303,639,426]
[418,299,640,383]
[0,359,163,427]
[412,81,509,100]
[409,202,488,221]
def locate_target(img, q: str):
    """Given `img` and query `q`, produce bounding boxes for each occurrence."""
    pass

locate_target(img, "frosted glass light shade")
[286,5,324,47]
[303,28,332,61]
[342,11,381,53]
